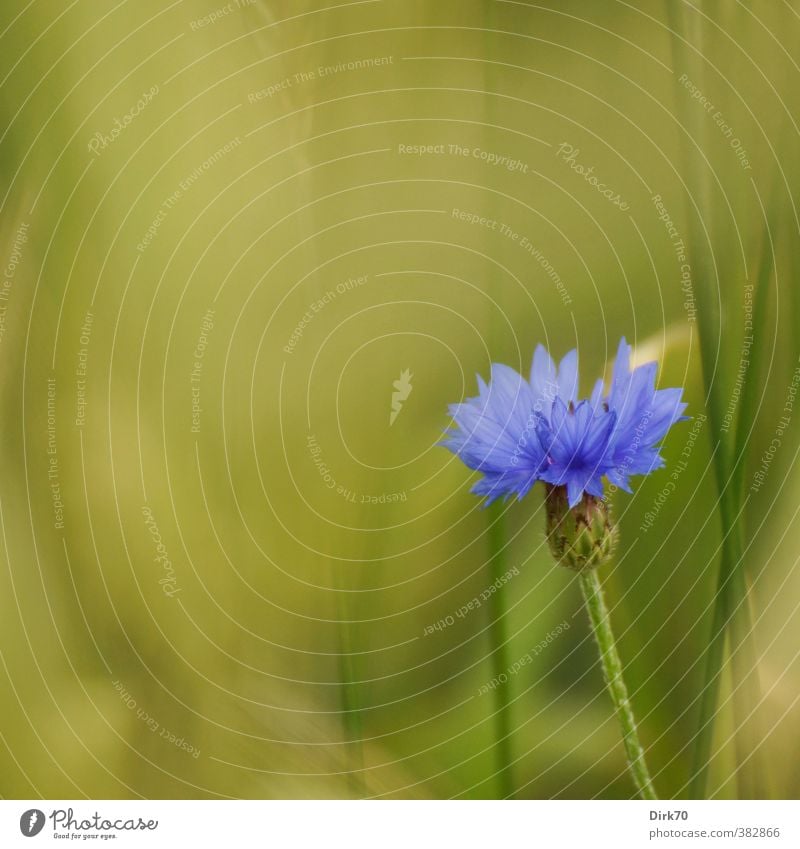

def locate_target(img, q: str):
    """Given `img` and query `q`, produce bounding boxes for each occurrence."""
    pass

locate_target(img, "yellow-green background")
[1,0,799,799]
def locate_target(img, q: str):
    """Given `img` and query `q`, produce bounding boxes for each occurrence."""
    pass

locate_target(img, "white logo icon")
[390,369,413,426]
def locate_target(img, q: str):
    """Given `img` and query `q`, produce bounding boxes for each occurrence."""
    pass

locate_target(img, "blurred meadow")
[1,0,799,799]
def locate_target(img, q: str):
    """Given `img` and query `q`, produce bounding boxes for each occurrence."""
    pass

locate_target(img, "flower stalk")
[579,566,658,800]
[545,487,658,799]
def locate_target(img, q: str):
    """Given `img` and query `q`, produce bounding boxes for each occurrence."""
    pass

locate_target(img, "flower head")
[443,338,687,508]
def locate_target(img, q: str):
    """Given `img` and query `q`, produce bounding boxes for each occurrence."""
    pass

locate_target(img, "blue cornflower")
[443,338,687,509]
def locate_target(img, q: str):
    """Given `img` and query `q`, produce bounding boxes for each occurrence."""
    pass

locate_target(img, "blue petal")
[444,364,544,474]
[584,475,605,499]
[471,469,538,504]
[566,477,585,508]
[530,344,558,404]
[610,337,632,399]
[582,409,617,461]
[557,349,579,403]
[642,388,687,444]
[606,467,632,492]
[548,468,604,507]
[589,377,605,412]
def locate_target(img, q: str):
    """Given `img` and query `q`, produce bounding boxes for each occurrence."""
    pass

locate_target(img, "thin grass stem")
[333,569,366,798]
[487,502,515,798]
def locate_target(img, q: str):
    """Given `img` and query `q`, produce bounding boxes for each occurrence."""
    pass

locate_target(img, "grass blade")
[486,502,515,797]
[665,0,765,797]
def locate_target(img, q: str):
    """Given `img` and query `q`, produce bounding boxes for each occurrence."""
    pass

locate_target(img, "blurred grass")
[665,0,776,798]
[0,0,799,799]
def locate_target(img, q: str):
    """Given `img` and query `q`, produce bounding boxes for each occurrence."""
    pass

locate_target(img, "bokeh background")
[1,0,799,799]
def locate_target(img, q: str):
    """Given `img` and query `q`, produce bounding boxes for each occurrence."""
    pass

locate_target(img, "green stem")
[689,500,765,798]
[579,569,658,800]
[487,502,514,798]
[688,563,729,797]
[337,623,365,797]
[728,562,767,799]
[333,565,365,798]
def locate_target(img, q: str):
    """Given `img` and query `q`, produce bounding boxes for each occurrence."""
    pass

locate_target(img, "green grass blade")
[333,564,366,798]
[486,502,515,798]
[665,0,764,798]
[731,188,777,504]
